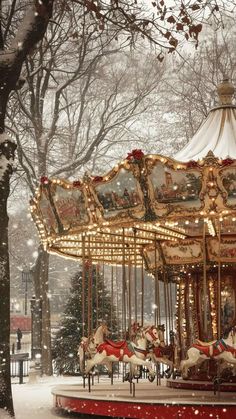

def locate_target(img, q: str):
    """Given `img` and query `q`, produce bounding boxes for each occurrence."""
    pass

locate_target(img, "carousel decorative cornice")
[30,148,236,268]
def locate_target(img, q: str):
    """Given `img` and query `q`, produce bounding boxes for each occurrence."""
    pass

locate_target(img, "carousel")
[31,79,236,418]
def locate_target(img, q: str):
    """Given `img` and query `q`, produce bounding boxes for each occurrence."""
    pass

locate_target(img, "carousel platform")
[52,378,236,418]
[167,377,236,392]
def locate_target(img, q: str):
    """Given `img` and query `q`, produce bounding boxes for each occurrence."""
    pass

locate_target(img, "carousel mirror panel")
[93,168,144,220]
[221,166,236,206]
[208,237,236,262]
[162,239,202,265]
[148,161,202,208]
[38,183,89,234]
[53,184,89,228]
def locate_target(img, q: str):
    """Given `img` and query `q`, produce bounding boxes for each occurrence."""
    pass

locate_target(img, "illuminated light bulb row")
[205,218,216,237]
[209,280,217,338]
[136,222,186,239]
[164,221,186,233]
[175,282,180,341]
[188,283,195,330]
[56,246,143,261]
[179,282,187,340]
[32,214,46,240]
[97,228,178,242]
[148,224,186,240]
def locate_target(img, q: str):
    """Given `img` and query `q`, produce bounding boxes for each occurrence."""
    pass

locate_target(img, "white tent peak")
[175,79,236,162]
[217,77,235,106]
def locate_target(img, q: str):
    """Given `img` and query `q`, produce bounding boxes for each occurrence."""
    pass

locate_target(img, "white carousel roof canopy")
[175,79,236,162]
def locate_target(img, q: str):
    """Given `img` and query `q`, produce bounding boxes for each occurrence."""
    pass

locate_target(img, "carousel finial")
[217,78,235,105]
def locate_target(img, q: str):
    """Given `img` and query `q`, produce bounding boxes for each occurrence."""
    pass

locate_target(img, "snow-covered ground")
[12,375,83,419]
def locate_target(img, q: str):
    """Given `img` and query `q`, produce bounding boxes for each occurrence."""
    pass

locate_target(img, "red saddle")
[192,339,233,357]
[97,340,134,360]
[192,344,212,357]
[105,339,126,349]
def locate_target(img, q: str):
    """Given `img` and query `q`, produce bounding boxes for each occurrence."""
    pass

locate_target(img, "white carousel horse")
[78,323,112,374]
[148,325,175,377]
[180,326,236,379]
[85,325,160,379]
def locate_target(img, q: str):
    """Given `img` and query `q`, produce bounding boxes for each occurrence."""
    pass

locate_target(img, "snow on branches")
[0,133,16,181]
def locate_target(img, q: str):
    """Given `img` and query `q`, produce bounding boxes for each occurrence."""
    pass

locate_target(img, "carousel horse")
[180,326,236,379]
[85,324,160,380]
[148,326,176,378]
[78,323,112,374]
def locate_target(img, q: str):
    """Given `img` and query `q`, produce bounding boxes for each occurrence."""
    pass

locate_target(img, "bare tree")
[6,5,166,376]
[0,0,234,415]
[0,2,54,415]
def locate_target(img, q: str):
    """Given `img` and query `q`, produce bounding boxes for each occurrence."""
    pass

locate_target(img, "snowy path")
[12,376,82,419]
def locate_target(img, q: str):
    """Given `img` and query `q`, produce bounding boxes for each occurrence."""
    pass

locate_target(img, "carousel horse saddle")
[192,339,233,358]
[105,339,126,349]
[195,339,216,347]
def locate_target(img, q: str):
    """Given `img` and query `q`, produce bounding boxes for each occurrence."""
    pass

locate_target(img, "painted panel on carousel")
[208,237,236,261]
[39,190,57,234]
[162,239,202,264]
[142,246,162,270]
[149,162,202,208]
[221,167,236,207]
[51,184,89,229]
[94,168,143,219]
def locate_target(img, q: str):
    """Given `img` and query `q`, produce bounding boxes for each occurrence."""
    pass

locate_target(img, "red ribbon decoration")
[73,180,81,187]
[126,149,144,161]
[40,176,49,184]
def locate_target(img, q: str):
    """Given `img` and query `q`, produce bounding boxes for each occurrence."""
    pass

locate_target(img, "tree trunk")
[0,1,54,415]
[0,137,16,416]
[33,246,52,375]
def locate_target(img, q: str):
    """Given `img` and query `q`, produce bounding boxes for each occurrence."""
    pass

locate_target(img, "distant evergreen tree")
[52,263,117,374]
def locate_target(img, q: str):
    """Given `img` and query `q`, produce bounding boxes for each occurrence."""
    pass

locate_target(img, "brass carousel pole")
[164,270,170,343]
[122,228,127,338]
[82,234,86,337]
[96,264,99,328]
[115,264,120,337]
[134,229,138,323]
[128,250,132,337]
[87,237,92,336]
[154,248,158,325]
[141,257,144,326]
[102,240,105,322]
[169,279,174,332]
[203,221,208,338]
[167,275,172,339]
[111,256,114,331]
[154,234,160,326]
[217,220,221,337]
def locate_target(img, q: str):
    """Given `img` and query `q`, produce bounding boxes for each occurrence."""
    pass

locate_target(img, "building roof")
[175,79,236,162]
